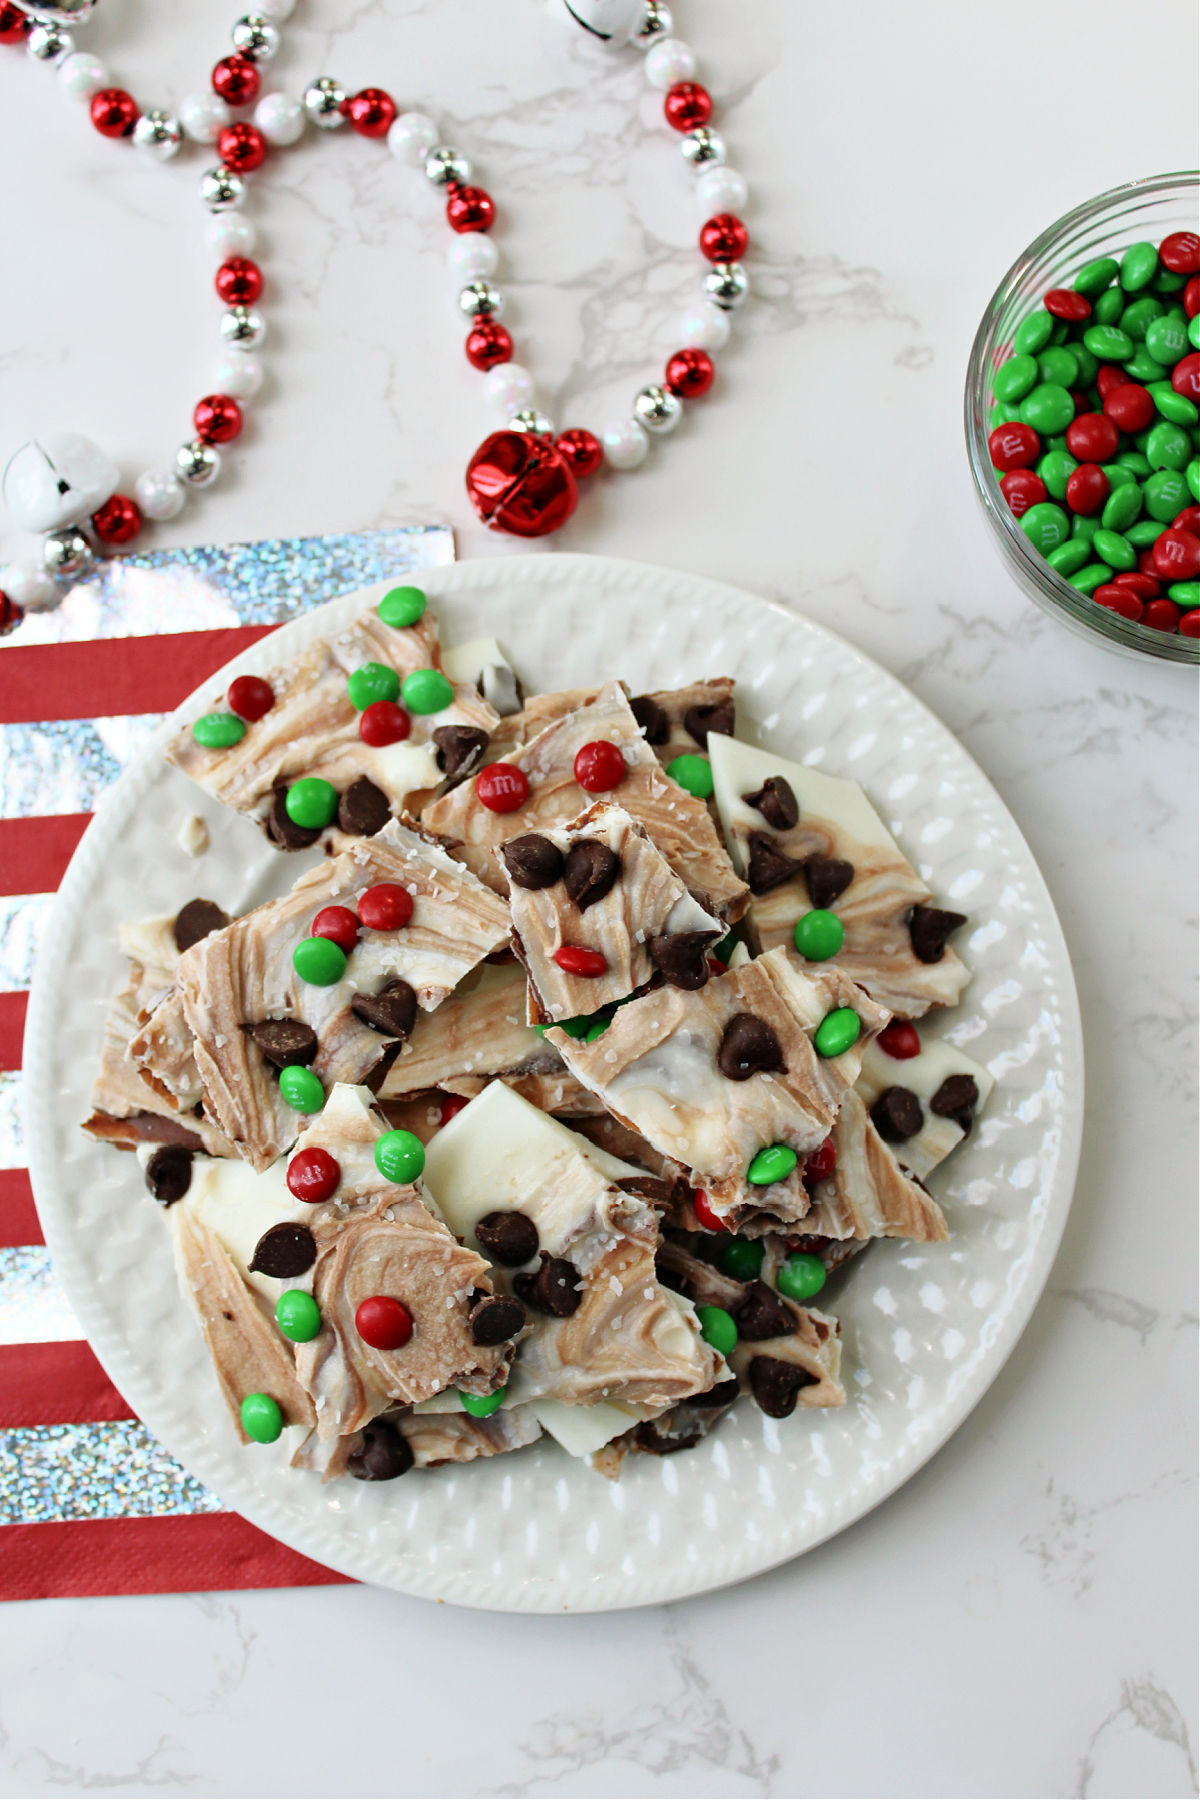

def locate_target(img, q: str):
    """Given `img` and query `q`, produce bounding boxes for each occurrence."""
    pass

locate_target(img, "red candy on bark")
[692,1189,728,1233]
[1093,585,1144,621]
[1066,412,1119,463]
[359,884,414,932]
[1171,353,1200,402]
[574,740,626,792]
[91,493,142,543]
[554,945,608,978]
[1102,383,1154,433]
[988,423,1039,471]
[465,320,512,371]
[475,763,530,813]
[1143,598,1182,632]
[1044,288,1091,321]
[438,1094,469,1126]
[1159,231,1200,275]
[359,700,410,746]
[227,674,275,720]
[1065,463,1109,515]
[1152,530,1200,581]
[354,1296,414,1350]
[805,1136,837,1183]
[877,1019,921,1060]
[1000,469,1047,518]
[286,1147,341,1204]
[311,905,359,953]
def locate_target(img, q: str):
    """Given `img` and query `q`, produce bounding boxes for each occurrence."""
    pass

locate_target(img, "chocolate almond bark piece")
[421,680,748,923]
[855,1030,993,1181]
[802,1088,948,1242]
[710,735,970,1020]
[501,801,722,1023]
[377,959,560,1101]
[396,1406,543,1467]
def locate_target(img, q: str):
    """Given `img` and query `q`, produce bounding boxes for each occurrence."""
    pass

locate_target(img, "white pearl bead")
[207,213,257,258]
[643,36,695,90]
[389,112,439,164]
[483,363,535,418]
[601,418,649,470]
[58,52,107,98]
[696,165,748,215]
[447,234,499,282]
[180,91,231,145]
[0,560,58,611]
[254,92,305,146]
[135,470,186,522]
[254,0,296,16]
[678,300,730,352]
[213,353,263,400]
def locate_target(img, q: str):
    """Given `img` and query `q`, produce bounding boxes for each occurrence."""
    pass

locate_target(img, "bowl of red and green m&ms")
[966,172,1200,662]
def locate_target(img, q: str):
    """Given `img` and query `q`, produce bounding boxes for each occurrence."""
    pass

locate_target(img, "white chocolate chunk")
[856,1033,993,1180]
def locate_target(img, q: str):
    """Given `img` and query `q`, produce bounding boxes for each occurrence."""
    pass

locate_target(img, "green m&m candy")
[460,1387,505,1418]
[285,777,338,830]
[193,712,246,750]
[1013,309,1054,355]
[1068,563,1112,595]
[1020,501,1070,555]
[279,1064,325,1114]
[347,661,401,711]
[374,1128,425,1184]
[378,585,427,628]
[292,934,347,986]
[814,1006,861,1058]
[1119,295,1164,343]
[402,668,454,714]
[1100,482,1142,533]
[1092,286,1126,326]
[1046,540,1090,577]
[696,1304,738,1357]
[1119,241,1160,292]
[993,353,1038,403]
[1148,381,1198,426]
[585,1016,610,1042]
[793,908,844,961]
[1019,383,1074,435]
[1144,469,1189,521]
[1144,313,1188,366]
[720,1237,766,1282]
[747,1143,798,1186]
[1169,581,1200,607]
[1073,256,1118,298]
[1083,323,1133,362]
[1126,518,1165,548]
[275,1291,322,1343]
[1188,459,1200,504]
[666,753,714,800]
[776,1253,827,1303]
[1091,529,1135,572]
[241,1392,283,1443]
[1035,346,1077,388]
[1146,421,1191,472]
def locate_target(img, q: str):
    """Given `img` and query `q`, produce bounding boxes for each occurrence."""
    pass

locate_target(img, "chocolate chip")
[930,1073,979,1132]
[469,1294,527,1346]
[804,856,854,909]
[633,1419,704,1456]
[434,725,490,781]
[513,1252,583,1317]
[337,775,391,837]
[144,1145,192,1205]
[244,1018,318,1069]
[475,1209,539,1267]
[563,839,621,912]
[172,898,229,954]
[648,929,715,990]
[870,1085,924,1143]
[630,694,669,745]
[266,784,321,850]
[616,1175,675,1208]
[501,833,565,891]
[684,698,735,746]
[692,1377,742,1409]
[351,979,417,1040]
[746,831,803,895]
[742,776,798,831]
[249,1221,317,1278]
[732,1278,796,1342]
[717,1012,785,1082]
[908,904,967,964]
[347,1418,414,1482]
[747,1355,818,1418]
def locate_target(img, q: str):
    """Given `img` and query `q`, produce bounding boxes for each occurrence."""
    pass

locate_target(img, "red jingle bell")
[465,430,579,538]
[0,4,30,44]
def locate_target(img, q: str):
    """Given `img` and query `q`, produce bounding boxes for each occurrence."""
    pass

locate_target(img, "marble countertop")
[1,1,1196,1795]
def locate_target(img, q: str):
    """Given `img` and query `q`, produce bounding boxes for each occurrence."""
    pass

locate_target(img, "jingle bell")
[465,431,578,538]
[2,432,118,533]
[555,0,644,44]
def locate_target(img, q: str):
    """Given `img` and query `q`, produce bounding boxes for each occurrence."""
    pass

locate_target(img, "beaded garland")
[0,0,753,634]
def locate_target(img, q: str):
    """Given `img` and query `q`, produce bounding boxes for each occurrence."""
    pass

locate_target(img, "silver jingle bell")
[42,527,92,580]
[459,280,504,320]
[631,1,673,48]
[232,13,280,61]
[303,77,346,128]
[425,145,471,188]
[133,108,183,160]
[633,384,683,434]
[176,440,221,488]
[680,125,726,171]
[27,21,72,58]
[220,305,266,350]
[200,165,245,212]
[12,0,99,20]
[509,409,555,437]
[704,261,749,311]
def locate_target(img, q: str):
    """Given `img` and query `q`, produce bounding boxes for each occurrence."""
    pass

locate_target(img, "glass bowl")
[965,172,1199,665]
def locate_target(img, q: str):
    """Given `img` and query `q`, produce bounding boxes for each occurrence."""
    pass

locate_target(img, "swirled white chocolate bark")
[855,1030,993,1181]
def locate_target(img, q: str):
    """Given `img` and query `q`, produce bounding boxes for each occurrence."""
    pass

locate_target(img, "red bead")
[227,673,275,720]
[439,1093,469,1126]
[212,55,259,106]
[311,905,360,953]
[988,423,1039,471]
[1102,383,1154,433]
[574,740,626,792]
[1143,598,1182,633]
[1172,505,1200,534]
[1111,572,1160,599]
[193,394,243,445]
[876,1019,921,1060]
[699,213,748,264]
[355,1295,414,1351]
[1066,412,1119,463]
[216,121,266,172]
[1096,364,1131,400]
[215,255,263,306]
[1000,469,1047,519]
[1065,463,1109,516]
[1184,277,1200,321]
[805,1136,837,1183]
[663,81,712,130]
[555,428,604,478]
[665,347,715,399]
[0,4,29,44]
[475,762,530,812]
[359,883,414,932]
[1159,231,1200,276]
[465,431,578,538]
[1092,585,1143,622]
[692,1189,727,1233]
[91,492,142,544]
[447,186,495,233]
[359,700,411,747]
[554,945,608,978]
[465,319,513,371]
[0,591,23,636]
[1179,609,1200,638]
[1044,288,1091,322]
[90,88,138,138]
[343,87,396,137]
[286,1147,341,1204]
[1152,529,1200,581]
[1171,353,1200,402]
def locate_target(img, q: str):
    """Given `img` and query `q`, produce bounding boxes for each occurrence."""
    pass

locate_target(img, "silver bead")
[133,108,183,160]
[232,14,280,60]
[509,409,554,437]
[220,304,266,349]
[27,22,72,60]
[704,261,749,310]
[681,125,725,171]
[303,78,346,128]
[42,527,92,579]
[633,384,683,434]
[200,165,245,212]
[631,1,673,48]
[458,280,504,320]
[426,145,471,187]
[176,440,221,488]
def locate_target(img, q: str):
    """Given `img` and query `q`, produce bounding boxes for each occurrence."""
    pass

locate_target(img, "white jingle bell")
[13,0,99,20]
[554,0,643,45]
[2,432,117,532]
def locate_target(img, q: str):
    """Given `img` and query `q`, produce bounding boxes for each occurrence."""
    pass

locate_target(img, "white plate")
[24,554,1083,1613]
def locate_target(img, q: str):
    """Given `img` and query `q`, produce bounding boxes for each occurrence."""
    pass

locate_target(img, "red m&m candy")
[876,1019,921,1060]
[1000,469,1047,519]
[1065,413,1119,463]
[692,1189,728,1233]
[311,905,359,953]
[805,1136,837,1183]
[1159,231,1200,275]
[227,675,275,721]
[1044,288,1091,321]
[359,883,413,932]
[1152,530,1200,582]
[286,1147,341,1204]
[1143,598,1183,632]
[1065,463,1110,516]
[1092,584,1144,622]
[574,741,626,793]
[988,423,1040,471]
[1171,353,1200,402]
[1096,365,1130,400]
[1102,383,1155,433]
[359,700,410,747]
[355,1295,414,1350]
[475,763,530,813]
[438,1094,469,1126]
[554,945,607,978]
